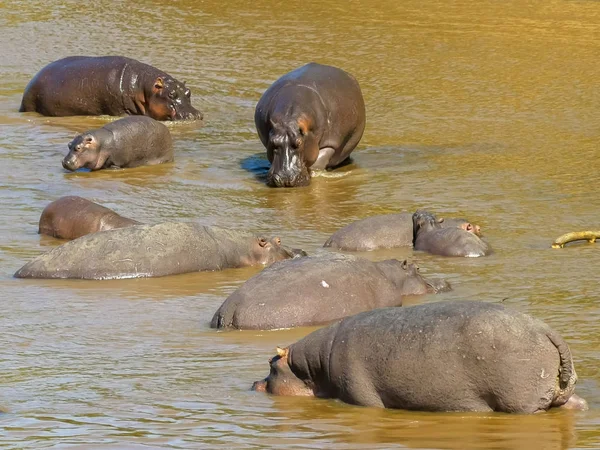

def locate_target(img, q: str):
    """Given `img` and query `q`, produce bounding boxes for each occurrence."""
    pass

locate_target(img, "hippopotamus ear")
[401,260,409,270]
[276,346,289,358]
[437,217,445,224]
[153,77,164,92]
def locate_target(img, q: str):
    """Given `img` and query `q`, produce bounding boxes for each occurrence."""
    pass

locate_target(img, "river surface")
[1,0,600,448]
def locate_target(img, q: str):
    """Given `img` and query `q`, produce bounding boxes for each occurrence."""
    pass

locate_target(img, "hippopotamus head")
[252,347,314,396]
[266,117,317,187]
[376,259,451,295]
[412,210,443,240]
[146,77,203,121]
[248,236,307,265]
[63,131,109,171]
[442,218,482,236]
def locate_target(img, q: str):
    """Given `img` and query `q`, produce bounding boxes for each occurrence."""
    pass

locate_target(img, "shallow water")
[1,0,600,448]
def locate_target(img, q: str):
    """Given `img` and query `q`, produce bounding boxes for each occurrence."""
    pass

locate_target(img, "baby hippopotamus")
[211,253,450,330]
[253,301,588,413]
[324,211,482,251]
[39,196,140,240]
[413,210,491,257]
[15,222,307,280]
[62,116,173,171]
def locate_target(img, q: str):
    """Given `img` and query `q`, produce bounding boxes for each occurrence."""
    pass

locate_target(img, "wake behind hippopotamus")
[62,116,173,171]
[15,222,306,280]
[20,56,203,121]
[211,253,450,330]
[324,211,482,251]
[253,300,588,414]
[255,62,366,187]
[39,196,140,240]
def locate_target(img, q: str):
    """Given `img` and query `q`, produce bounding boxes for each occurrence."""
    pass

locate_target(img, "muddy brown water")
[1,0,600,448]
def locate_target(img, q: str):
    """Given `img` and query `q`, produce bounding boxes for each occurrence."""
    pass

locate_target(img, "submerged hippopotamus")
[211,253,450,330]
[413,210,491,257]
[39,196,140,240]
[62,116,173,171]
[15,222,306,280]
[324,212,482,251]
[255,63,366,187]
[19,56,203,121]
[253,301,588,413]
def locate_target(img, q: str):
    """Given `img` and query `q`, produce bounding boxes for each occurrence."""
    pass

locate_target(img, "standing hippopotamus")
[14,222,306,280]
[413,210,491,257]
[255,63,366,187]
[324,212,482,251]
[39,196,140,240]
[19,56,203,121]
[252,301,588,413]
[62,116,173,171]
[211,253,450,330]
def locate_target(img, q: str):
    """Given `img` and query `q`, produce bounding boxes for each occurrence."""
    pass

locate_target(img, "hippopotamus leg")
[310,147,336,170]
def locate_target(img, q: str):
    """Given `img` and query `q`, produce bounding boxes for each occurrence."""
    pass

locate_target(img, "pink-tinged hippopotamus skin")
[38,196,140,240]
[62,116,173,171]
[255,62,366,187]
[19,56,203,121]
[413,210,491,257]
[14,222,307,280]
[324,211,482,251]
[211,253,450,330]
[252,301,588,413]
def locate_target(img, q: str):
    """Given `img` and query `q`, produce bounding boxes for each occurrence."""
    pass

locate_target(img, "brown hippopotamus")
[39,196,140,240]
[62,116,173,171]
[252,300,588,413]
[254,63,366,187]
[324,211,482,251]
[413,210,491,257]
[211,253,450,330]
[14,222,306,280]
[19,56,203,121]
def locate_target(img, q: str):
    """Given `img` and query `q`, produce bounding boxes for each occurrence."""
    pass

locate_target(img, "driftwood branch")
[551,231,600,248]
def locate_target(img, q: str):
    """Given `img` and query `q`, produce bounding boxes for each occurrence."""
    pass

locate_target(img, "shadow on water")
[240,152,270,184]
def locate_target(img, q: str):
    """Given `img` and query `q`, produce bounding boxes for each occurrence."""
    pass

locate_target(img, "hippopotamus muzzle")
[290,248,308,258]
[62,155,78,171]
[251,379,267,392]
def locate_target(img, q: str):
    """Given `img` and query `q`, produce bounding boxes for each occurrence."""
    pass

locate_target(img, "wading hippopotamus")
[413,210,491,257]
[324,212,482,251]
[62,116,173,171]
[252,300,588,413]
[19,56,203,121]
[14,222,306,280]
[254,63,366,187]
[211,253,450,330]
[39,196,140,240]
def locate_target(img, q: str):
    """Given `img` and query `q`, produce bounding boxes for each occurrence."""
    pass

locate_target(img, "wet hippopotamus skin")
[324,212,482,251]
[14,222,306,280]
[413,210,491,257]
[252,300,588,413]
[19,56,203,121]
[255,62,366,187]
[39,196,140,240]
[62,116,173,171]
[211,253,450,330]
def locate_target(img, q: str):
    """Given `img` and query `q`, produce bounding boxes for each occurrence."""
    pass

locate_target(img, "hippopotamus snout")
[251,379,267,392]
[290,248,308,258]
[62,154,79,171]
[267,169,310,188]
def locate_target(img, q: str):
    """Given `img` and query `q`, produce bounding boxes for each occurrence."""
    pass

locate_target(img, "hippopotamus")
[38,196,140,240]
[14,222,306,280]
[62,116,173,171]
[252,300,588,413]
[19,56,203,121]
[324,212,482,251]
[211,253,450,330]
[413,210,491,257]
[254,62,366,187]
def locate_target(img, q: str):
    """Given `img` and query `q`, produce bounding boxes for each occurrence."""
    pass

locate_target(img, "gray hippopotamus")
[211,253,450,330]
[38,196,140,240]
[413,210,491,257]
[20,56,202,121]
[252,300,588,413]
[62,116,173,171]
[254,63,366,187]
[14,222,306,280]
[324,212,482,251]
